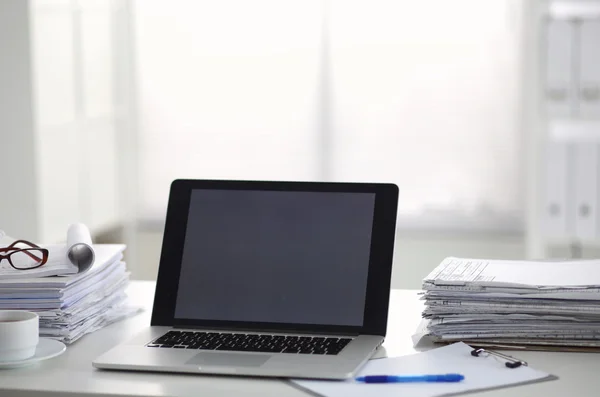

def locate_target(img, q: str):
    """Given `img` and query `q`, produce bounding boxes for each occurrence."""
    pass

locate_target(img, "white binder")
[544,19,575,119]
[579,19,600,118]
[544,141,569,238]
[571,142,599,239]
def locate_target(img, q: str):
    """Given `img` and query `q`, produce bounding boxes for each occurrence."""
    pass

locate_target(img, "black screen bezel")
[151,179,398,336]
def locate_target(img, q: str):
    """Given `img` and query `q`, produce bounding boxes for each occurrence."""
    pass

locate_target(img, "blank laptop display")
[174,189,375,327]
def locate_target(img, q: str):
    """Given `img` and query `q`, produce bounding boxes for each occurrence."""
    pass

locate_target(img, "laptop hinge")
[171,324,360,337]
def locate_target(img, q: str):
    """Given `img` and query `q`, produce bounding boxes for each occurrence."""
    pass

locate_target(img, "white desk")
[1,281,599,396]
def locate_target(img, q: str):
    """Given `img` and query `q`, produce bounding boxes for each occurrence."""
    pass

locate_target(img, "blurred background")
[1,0,599,289]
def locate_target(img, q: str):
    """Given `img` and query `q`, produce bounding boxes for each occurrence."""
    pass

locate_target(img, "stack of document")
[0,244,140,344]
[419,257,600,350]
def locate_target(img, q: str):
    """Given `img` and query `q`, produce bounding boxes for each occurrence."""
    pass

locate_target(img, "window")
[134,0,524,230]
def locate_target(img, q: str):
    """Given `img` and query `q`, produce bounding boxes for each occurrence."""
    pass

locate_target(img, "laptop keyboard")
[147,330,352,355]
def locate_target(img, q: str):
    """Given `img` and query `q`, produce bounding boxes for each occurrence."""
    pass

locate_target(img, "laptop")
[93,179,398,379]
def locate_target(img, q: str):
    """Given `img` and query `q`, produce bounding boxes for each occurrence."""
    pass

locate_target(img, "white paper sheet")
[0,245,125,287]
[422,288,600,300]
[0,223,97,279]
[66,223,95,272]
[423,301,600,315]
[425,257,600,288]
[292,343,555,397]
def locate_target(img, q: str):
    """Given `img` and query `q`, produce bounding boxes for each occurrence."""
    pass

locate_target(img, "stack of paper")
[0,244,141,344]
[418,257,600,350]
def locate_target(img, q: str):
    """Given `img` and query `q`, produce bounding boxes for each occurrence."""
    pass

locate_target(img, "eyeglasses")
[0,240,49,270]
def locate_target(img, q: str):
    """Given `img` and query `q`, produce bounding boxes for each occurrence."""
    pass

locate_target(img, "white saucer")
[0,339,66,369]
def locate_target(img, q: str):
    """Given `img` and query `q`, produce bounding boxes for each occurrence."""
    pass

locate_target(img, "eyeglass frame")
[0,240,49,270]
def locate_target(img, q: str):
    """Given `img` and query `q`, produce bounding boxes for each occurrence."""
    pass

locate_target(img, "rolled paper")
[66,223,95,273]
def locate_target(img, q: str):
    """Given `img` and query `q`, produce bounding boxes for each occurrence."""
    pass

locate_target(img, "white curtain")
[134,0,524,229]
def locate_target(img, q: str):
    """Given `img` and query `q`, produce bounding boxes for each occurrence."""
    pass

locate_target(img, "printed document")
[424,257,600,288]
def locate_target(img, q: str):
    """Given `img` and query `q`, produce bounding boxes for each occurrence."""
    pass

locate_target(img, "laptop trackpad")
[186,352,271,367]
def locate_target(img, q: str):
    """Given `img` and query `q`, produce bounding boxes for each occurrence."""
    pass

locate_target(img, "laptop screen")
[173,189,375,327]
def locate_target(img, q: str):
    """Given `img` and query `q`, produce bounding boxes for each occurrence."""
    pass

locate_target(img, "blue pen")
[356,374,465,383]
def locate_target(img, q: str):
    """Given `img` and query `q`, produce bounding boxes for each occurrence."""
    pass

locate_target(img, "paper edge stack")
[417,257,600,351]
[0,244,142,344]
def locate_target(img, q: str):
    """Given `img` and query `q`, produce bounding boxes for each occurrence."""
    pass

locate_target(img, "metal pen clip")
[470,348,528,368]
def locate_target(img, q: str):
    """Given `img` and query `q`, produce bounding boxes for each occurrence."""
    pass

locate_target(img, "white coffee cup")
[0,310,39,361]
